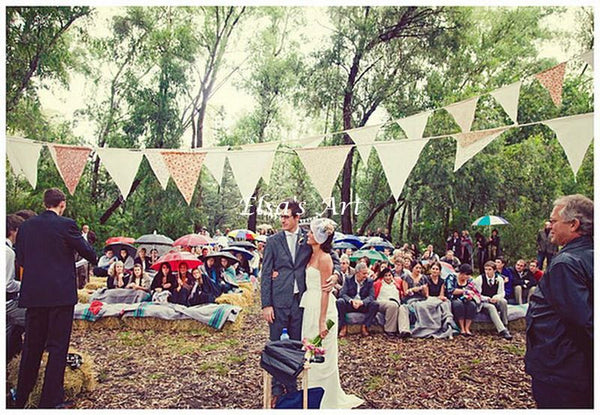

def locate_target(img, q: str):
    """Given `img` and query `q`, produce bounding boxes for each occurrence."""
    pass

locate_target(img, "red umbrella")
[173,234,214,247]
[151,251,203,271]
[105,236,135,245]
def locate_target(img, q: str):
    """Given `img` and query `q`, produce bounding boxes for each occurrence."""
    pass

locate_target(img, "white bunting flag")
[396,111,432,139]
[241,142,279,186]
[48,144,91,195]
[535,62,566,108]
[346,125,382,163]
[374,139,430,200]
[578,50,593,70]
[144,149,171,190]
[444,96,479,132]
[453,127,509,172]
[543,113,594,176]
[227,150,275,201]
[295,145,353,202]
[6,137,43,189]
[489,81,522,124]
[96,147,144,199]
[203,150,228,186]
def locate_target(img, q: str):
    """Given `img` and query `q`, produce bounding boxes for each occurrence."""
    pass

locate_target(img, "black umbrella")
[204,251,239,264]
[260,339,306,387]
[222,246,254,261]
[134,232,174,245]
[104,242,137,258]
[229,240,256,250]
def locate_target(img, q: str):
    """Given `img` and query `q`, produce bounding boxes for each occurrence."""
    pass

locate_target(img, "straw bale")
[72,317,123,330]
[6,349,95,408]
[216,292,248,308]
[84,276,106,291]
[77,289,94,304]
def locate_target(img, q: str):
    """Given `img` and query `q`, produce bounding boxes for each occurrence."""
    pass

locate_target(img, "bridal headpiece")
[310,218,337,244]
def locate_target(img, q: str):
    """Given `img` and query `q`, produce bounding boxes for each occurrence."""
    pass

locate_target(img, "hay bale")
[6,349,95,408]
[77,289,94,304]
[216,292,249,308]
[72,317,123,330]
[121,316,217,333]
[84,277,106,291]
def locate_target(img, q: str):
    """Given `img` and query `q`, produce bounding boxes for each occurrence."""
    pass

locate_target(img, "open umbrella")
[150,251,203,271]
[332,241,358,251]
[229,240,256,250]
[363,237,394,252]
[104,242,137,258]
[222,246,254,261]
[349,249,389,265]
[256,224,273,231]
[105,236,135,245]
[204,251,239,264]
[228,229,258,241]
[173,234,214,247]
[214,236,230,248]
[333,234,364,249]
[135,232,174,245]
[471,215,510,226]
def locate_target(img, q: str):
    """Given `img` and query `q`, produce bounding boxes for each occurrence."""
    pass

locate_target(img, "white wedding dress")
[299,266,364,409]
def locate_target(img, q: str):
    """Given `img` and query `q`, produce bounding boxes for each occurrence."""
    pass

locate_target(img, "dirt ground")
[65,295,536,409]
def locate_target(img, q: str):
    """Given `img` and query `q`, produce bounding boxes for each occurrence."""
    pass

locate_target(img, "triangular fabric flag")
[95,147,144,199]
[535,62,566,107]
[203,150,228,186]
[161,151,206,205]
[48,144,91,195]
[396,111,432,139]
[241,142,279,186]
[373,139,430,200]
[227,150,274,201]
[578,50,593,70]
[444,96,479,132]
[543,113,594,176]
[295,145,352,202]
[144,149,171,190]
[346,125,382,163]
[6,137,43,188]
[489,81,522,124]
[453,127,509,172]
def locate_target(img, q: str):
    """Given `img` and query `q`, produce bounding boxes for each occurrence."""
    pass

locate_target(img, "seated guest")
[420,244,440,266]
[403,262,428,305]
[473,261,513,340]
[149,248,160,267]
[169,275,190,306]
[93,248,116,277]
[425,262,447,302]
[494,257,514,300]
[200,256,221,287]
[117,248,135,271]
[510,259,537,304]
[220,257,238,292]
[440,250,461,271]
[401,255,414,278]
[445,264,479,336]
[334,254,354,298]
[126,263,152,292]
[234,252,251,276]
[374,267,410,338]
[188,267,218,306]
[174,262,194,290]
[527,259,544,283]
[336,262,379,338]
[107,260,130,289]
[134,247,151,272]
[150,263,177,293]
[391,255,406,278]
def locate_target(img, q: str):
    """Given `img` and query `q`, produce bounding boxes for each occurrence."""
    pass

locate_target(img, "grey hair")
[355,262,368,272]
[340,254,350,263]
[554,194,593,237]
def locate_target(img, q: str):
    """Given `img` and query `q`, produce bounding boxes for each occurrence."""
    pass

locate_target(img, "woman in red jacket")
[373,268,410,338]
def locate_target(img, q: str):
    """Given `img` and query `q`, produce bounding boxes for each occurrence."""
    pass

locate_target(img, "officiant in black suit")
[15,188,97,409]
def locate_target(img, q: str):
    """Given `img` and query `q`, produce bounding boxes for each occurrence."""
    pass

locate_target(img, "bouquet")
[302,319,335,357]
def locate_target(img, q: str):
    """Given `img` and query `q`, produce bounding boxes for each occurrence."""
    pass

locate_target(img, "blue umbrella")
[333,234,364,249]
[472,215,509,226]
[222,246,254,261]
[332,241,358,251]
[363,237,394,252]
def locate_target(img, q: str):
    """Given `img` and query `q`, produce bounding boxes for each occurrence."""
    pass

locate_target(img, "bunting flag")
[396,111,432,139]
[203,150,228,186]
[535,62,566,107]
[161,151,206,205]
[95,148,144,199]
[444,97,479,132]
[346,125,381,163]
[144,149,171,190]
[489,81,522,124]
[227,150,275,201]
[295,145,353,202]
[6,137,43,188]
[453,127,510,172]
[578,50,593,70]
[241,142,279,186]
[543,113,594,176]
[48,144,91,195]
[373,139,430,200]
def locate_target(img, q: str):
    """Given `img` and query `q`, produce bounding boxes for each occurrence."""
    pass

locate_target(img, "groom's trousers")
[269,293,303,396]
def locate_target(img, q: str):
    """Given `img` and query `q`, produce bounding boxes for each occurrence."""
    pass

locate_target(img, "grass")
[117,331,146,347]
[147,372,166,380]
[389,352,402,362]
[199,362,228,375]
[366,375,384,391]
[227,355,247,364]
[503,344,526,356]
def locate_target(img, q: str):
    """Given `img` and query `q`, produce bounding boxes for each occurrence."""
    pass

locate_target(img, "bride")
[299,218,364,409]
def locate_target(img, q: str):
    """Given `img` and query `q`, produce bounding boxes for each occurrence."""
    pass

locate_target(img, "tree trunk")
[387,201,403,244]
[357,196,396,235]
[246,186,259,232]
[407,201,413,242]
[99,179,141,224]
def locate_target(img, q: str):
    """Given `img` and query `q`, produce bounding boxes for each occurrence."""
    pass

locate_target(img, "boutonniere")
[297,235,305,245]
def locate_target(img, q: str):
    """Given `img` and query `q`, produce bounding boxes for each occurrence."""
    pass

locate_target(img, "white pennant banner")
[346,125,382,163]
[295,145,352,202]
[6,137,43,189]
[396,111,432,139]
[227,150,275,201]
[144,149,171,190]
[579,50,594,70]
[490,81,521,125]
[241,142,279,186]
[453,127,510,172]
[96,147,144,199]
[203,150,228,186]
[444,96,479,132]
[543,113,594,176]
[374,139,430,200]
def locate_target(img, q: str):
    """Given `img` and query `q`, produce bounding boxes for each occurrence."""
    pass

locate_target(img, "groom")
[261,198,339,399]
